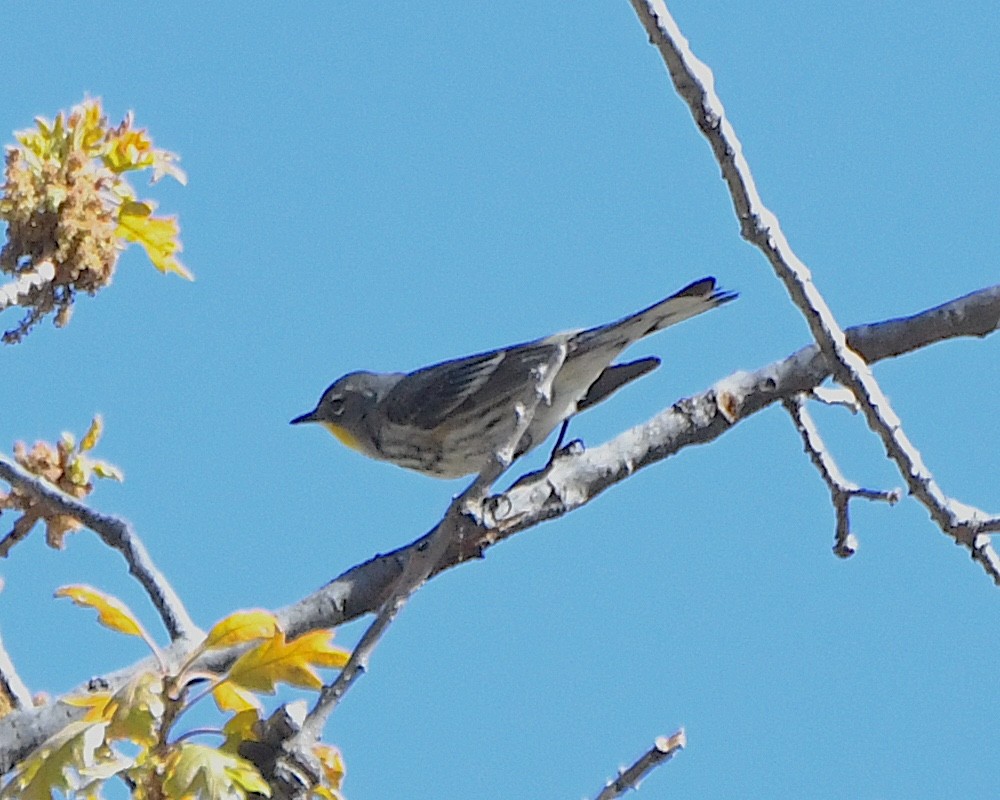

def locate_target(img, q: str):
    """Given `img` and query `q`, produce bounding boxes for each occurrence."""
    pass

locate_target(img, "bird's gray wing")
[382,349,506,429]
[383,341,563,430]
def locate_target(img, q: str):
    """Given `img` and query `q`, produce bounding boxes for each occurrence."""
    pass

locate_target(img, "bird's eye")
[326,393,346,415]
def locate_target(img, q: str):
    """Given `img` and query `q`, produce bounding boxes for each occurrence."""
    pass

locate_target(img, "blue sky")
[2,2,998,798]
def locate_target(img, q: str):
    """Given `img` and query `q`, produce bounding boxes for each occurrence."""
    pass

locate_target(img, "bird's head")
[291,371,398,453]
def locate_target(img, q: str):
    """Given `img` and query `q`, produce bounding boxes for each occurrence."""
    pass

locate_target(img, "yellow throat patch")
[321,422,363,452]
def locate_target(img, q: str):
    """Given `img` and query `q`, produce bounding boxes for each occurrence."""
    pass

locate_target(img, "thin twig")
[595,730,686,800]
[627,0,1000,577]
[783,395,901,557]
[0,454,198,641]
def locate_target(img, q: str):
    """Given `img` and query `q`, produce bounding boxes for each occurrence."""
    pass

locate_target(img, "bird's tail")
[575,276,736,352]
[631,276,737,336]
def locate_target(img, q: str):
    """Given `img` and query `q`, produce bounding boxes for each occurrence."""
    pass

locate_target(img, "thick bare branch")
[0,454,199,641]
[270,284,1000,647]
[1,287,996,775]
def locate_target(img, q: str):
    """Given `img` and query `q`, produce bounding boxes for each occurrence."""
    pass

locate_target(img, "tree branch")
[263,345,569,798]
[0,454,199,641]
[0,630,32,712]
[627,0,1000,576]
[268,284,1000,650]
[0,262,55,313]
[783,395,901,557]
[1,286,996,775]
[594,729,686,800]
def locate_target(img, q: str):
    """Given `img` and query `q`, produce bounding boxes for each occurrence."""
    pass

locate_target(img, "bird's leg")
[551,419,570,455]
[543,419,573,470]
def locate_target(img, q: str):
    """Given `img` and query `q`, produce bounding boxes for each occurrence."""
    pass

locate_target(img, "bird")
[291,277,735,478]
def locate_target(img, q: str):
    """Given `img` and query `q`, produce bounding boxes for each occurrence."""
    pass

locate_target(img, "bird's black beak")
[290,410,318,425]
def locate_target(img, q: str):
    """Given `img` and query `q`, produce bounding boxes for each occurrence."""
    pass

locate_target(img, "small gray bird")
[292,277,735,477]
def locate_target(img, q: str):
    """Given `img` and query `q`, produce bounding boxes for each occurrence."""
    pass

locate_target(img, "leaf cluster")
[0,416,122,555]
[0,99,189,343]
[1,592,349,799]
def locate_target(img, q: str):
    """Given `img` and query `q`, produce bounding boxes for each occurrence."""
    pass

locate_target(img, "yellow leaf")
[116,200,193,280]
[66,455,90,487]
[300,631,352,670]
[227,630,349,694]
[221,708,261,755]
[162,743,271,799]
[80,415,104,452]
[64,690,114,722]
[213,681,262,713]
[90,459,125,482]
[313,743,346,792]
[15,112,67,163]
[103,672,165,746]
[55,585,144,638]
[120,198,153,215]
[62,681,165,745]
[103,127,156,174]
[71,100,106,155]
[204,610,279,650]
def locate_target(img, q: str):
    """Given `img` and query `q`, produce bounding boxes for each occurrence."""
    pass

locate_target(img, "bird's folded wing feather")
[383,341,562,430]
